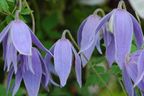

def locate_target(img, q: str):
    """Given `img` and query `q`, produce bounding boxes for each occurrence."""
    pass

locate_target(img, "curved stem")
[15,0,22,20]
[24,0,35,33]
[62,29,79,50]
[93,8,105,17]
[90,64,113,96]
[118,78,127,96]
[135,12,141,24]
[62,29,89,61]
[118,0,127,10]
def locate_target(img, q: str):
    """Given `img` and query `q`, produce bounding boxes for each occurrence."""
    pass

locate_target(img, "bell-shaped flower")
[6,48,54,96]
[0,19,51,73]
[123,50,144,96]
[45,30,82,87]
[87,7,144,69]
[77,12,103,67]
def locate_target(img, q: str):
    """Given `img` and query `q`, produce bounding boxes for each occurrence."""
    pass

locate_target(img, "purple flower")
[123,50,144,96]
[0,19,51,73]
[45,31,82,87]
[7,48,54,96]
[89,8,143,69]
[77,14,102,67]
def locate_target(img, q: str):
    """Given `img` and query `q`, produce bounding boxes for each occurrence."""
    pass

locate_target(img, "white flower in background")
[129,0,144,19]
[79,0,107,6]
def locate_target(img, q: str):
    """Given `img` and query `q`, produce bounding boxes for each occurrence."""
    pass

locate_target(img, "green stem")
[62,29,89,61]
[15,0,22,20]
[24,0,36,33]
[118,0,127,10]
[90,64,113,96]
[135,12,141,24]
[93,8,105,17]
[118,78,127,96]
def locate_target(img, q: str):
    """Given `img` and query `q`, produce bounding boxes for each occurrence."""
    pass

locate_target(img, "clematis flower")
[7,48,54,96]
[0,19,51,73]
[45,30,82,87]
[85,7,144,69]
[77,12,103,67]
[123,50,144,96]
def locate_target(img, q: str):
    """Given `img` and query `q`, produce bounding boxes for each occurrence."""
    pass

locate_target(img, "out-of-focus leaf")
[21,8,33,15]
[131,43,137,52]
[7,0,15,2]
[0,0,9,12]
[110,65,121,76]
[42,12,59,31]
[6,15,13,24]
[95,66,105,73]
[129,0,144,19]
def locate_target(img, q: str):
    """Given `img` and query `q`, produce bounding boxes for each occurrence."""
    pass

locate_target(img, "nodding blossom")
[0,19,51,73]
[77,12,103,67]
[7,48,55,96]
[89,7,143,69]
[45,30,82,87]
[123,50,144,96]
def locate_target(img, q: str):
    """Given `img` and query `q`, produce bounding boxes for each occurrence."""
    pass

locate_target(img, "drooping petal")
[45,53,57,75]
[80,15,100,52]
[79,15,100,66]
[72,46,82,87]
[7,67,14,94]
[95,31,102,54]
[23,48,42,96]
[114,9,133,69]
[23,56,34,74]
[122,68,134,96]
[105,34,115,67]
[77,19,87,46]
[103,28,112,48]
[30,29,53,56]
[54,39,72,86]
[79,10,113,53]
[130,13,143,49]
[11,44,17,73]
[0,22,12,42]
[10,20,32,55]
[134,50,144,86]
[12,66,23,96]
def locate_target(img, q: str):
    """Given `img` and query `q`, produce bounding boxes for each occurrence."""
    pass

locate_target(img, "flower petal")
[105,34,115,67]
[77,18,87,46]
[134,51,144,86]
[30,29,53,56]
[79,10,113,53]
[10,20,32,55]
[122,68,134,96]
[114,10,133,69]
[54,39,72,86]
[23,48,42,96]
[130,13,143,49]
[12,66,22,96]
[72,46,82,87]
[7,67,14,94]
[0,22,12,42]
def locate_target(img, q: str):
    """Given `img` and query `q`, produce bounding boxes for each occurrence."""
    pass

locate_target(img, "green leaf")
[21,8,33,15]
[7,0,15,2]
[42,12,59,31]
[0,0,9,12]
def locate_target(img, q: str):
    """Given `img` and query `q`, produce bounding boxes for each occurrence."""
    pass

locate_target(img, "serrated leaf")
[0,0,9,12]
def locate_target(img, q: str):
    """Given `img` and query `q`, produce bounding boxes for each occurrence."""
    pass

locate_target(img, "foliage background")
[0,0,142,96]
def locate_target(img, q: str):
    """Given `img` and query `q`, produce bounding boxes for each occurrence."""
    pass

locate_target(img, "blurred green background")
[0,0,141,96]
